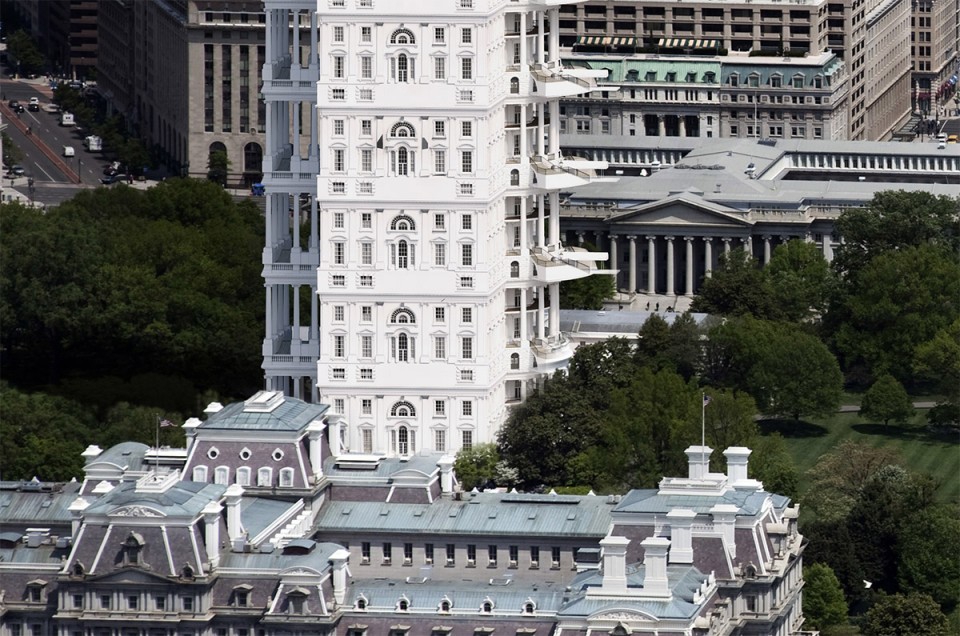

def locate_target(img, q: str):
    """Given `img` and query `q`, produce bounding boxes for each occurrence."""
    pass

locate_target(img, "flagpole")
[155,415,161,475]
[701,392,706,470]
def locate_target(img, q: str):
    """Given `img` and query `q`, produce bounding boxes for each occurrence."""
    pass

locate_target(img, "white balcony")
[531,334,574,370]
[530,153,608,190]
[531,245,608,284]
[531,61,606,98]
[261,61,319,102]
[262,153,319,191]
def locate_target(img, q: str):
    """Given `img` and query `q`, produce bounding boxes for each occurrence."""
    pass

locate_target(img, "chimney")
[330,548,351,605]
[81,445,102,462]
[224,484,245,541]
[182,418,202,453]
[723,447,751,483]
[710,504,739,559]
[306,420,326,479]
[599,535,630,594]
[201,501,223,567]
[641,537,671,597]
[328,418,342,457]
[437,456,455,495]
[685,445,713,479]
[68,497,90,536]
[667,508,696,564]
[204,402,224,416]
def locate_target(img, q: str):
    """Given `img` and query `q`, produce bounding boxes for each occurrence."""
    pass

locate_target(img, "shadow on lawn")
[851,422,960,445]
[758,418,829,438]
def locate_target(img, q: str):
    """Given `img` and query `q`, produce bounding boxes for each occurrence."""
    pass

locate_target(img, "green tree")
[803,441,903,523]
[749,433,799,500]
[636,313,703,381]
[765,239,834,323]
[560,274,615,310]
[803,563,849,632]
[565,337,638,409]
[832,245,960,383]
[6,30,46,75]
[803,519,868,605]
[454,443,501,491]
[690,248,780,319]
[832,190,960,279]
[860,374,913,426]
[914,319,960,428]
[703,389,758,464]
[2,132,24,167]
[207,149,230,186]
[860,593,949,636]
[897,506,960,611]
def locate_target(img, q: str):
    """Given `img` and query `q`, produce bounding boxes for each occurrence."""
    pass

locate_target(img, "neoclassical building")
[0,391,810,636]
[311,0,609,456]
[558,136,960,299]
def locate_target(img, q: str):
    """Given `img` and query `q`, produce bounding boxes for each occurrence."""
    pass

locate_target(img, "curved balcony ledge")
[531,334,574,368]
[531,61,607,98]
[530,153,609,190]
[531,245,607,283]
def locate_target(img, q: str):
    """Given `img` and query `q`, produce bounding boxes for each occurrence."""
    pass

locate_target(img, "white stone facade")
[314,0,608,457]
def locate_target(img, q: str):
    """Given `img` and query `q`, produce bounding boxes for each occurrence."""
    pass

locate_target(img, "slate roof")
[200,394,329,432]
[241,497,303,541]
[325,455,442,481]
[86,442,149,469]
[561,564,710,620]
[313,492,614,538]
[614,488,786,516]
[83,479,226,518]
[345,578,568,613]
[0,481,80,529]
[218,541,343,573]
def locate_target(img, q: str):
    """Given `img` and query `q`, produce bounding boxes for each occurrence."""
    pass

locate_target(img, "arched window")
[397,333,410,362]
[626,69,640,82]
[390,214,416,230]
[391,122,416,138]
[397,426,411,455]
[192,465,208,482]
[390,401,416,417]
[257,467,272,487]
[214,466,229,485]
[390,308,416,324]
[482,600,493,613]
[390,28,416,45]
[510,261,520,277]
[511,353,520,369]
[524,601,535,614]
[356,596,368,610]
[440,599,451,612]
[124,532,145,565]
[397,147,409,175]
[397,239,410,268]
[398,597,409,611]
[510,169,520,186]
[243,142,263,173]
[236,466,251,486]
[510,77,520,94]
[279,468,295,487]
[397,54,409,82]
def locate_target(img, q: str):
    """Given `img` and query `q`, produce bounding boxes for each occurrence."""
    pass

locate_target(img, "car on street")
[100,173,128,185]
[8,100,24,113]
[63,145,75,157]
[9,164,25,176]
[28,97,40,111]
[103,161,123,176]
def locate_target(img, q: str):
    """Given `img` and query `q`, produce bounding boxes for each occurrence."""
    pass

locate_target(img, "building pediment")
[609,195,750,229]
[84,567,176,586]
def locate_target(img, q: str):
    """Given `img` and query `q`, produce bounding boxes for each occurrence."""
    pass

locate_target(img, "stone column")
[665,236,676,296]
[679,115,687,137]
[628,235,638,292]
[576,232,585,245]
[684,237,694,296]
[609,234,619,289]
[763,235,771,264]
[293,284,301,339]
[821,232,833,263]
[742,236,752,258]
[722,237,731,256]
[658,115,666,136]
[703,237,713,278]
[646,235,656,293]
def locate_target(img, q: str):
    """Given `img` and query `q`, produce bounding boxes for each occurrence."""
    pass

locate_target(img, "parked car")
[63,145,76,157]
[27,97,40,111]
[100,173,128,185]
[949,134,959,144]
[103,161,123,176]
[9,164,25,176]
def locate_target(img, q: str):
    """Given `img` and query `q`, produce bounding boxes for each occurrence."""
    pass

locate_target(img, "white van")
[63,145,75,157]
[936,132,947,143]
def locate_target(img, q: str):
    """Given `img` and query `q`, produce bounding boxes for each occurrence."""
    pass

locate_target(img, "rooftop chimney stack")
[723,447,752,483]
[224,484,244,542]
[330,548,351,605]
[640,536,672,597]
[438,456,455,495]
[685,445,713,479]
[201,501,223,567]
[711,503,739,558]
[667,508,696,564]
[306,420,326,479]
[599,535,631,594]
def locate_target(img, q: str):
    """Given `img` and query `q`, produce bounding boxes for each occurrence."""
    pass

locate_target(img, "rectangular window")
[362,398,372,415]
[488,545,497,566]
[362,428,373,452]
[182,597,194,612]
[361,149,373,172]
[461,244,473,267]
[332,88,345,100]
[435,307,446,322]
[434,150,446,174]
[551,547,561,568]
[434,27,446,43]
[461,337,474,360]
[461,57,473,80]
[361,211,372,228]
[333,26,344,43]
[73,594,83,609]
[434,57,446,80]
[462,214,472,230]
[425,543,434,564]
[334,211,345,228]
[156,596,165,610]
[462,430,473,450]
[128,595,138,610]
[360,56,372,79]
[459,276,474,289]
[462,400,473,416]
[509,545,519,567]
[383,542,392,565]
[333,335,345,358]
[101,595,111,609]
[333,55,345,78]
[461,307,473,323]
[334,306,345,322]
[333,149,345,172]
[404,543,414,564]
[434,243,446,266]
[332,367,346,379]
[435,428,446,451]
[361,305,372,321]
[360,275,373,287]
[530,546,540,568]
[361,26,371,43]
[361,542,371,563]
[361,242,373,265]
[435,336,446,359]
[334,399,344,416]
[446,543,456,565]
[361,335,373,358]
[461,28,472,44]
[361,119,372,136]
[435,400,446,415]
[434,120,446,137]
[333,242,345,264]
[467,544,477,565]
[461,121,473,137]
[434,213,445,229]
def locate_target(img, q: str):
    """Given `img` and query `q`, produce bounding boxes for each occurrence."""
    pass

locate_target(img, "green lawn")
[759,410,960,504]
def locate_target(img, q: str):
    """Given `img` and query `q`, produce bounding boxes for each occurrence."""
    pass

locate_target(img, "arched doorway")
[207,141,229,186]
[243,142,263,186]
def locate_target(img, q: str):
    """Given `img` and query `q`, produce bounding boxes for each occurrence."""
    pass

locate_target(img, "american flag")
[703,394,712,406]
[159,419,176,428]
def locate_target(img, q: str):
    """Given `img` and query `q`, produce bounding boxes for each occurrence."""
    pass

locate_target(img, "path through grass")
[759,410,960,503]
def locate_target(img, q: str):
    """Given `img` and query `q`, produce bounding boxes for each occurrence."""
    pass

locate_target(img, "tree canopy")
[860,593,949,636]
[803,563,848,632]
[860,374,913,426]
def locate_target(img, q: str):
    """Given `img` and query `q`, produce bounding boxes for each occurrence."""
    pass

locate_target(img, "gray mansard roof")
[200,391,329,432]
[83,478,226,518]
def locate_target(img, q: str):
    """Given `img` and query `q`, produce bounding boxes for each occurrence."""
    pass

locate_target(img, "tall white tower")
[262,0,322,401]
[315,0,608,457]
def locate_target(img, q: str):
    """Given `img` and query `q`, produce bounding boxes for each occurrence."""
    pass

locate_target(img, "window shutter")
[410,243,416,266]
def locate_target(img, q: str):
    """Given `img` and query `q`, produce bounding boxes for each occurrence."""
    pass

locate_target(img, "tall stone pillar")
[665,236,676,297]
[703,237,713,278]
[763,236,772,264]
[646,235,656,294]
[658,115,666,136]
[684,237,694,296]
[722,237,731,256]
[609,234,619,289]
[679,116,687,137]
[628,236,637,292]
[742,236,752,258]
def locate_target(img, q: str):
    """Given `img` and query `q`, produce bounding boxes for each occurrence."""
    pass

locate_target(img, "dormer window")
[356,595,369,611]
[729,74,739,87]
[27,580,47,603]
[233,584,253,607]
[748,73,760,87]
[481,599,494,613]
[523,600,535,614]
[123,532,145,566]
[181,564,195,580]
[397,596,410,612]
[439,598,452,613]
[287,587,309,614]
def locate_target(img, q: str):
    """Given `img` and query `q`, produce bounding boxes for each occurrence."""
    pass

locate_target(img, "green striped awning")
[576,35,638,47]
[657,38,719,49]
